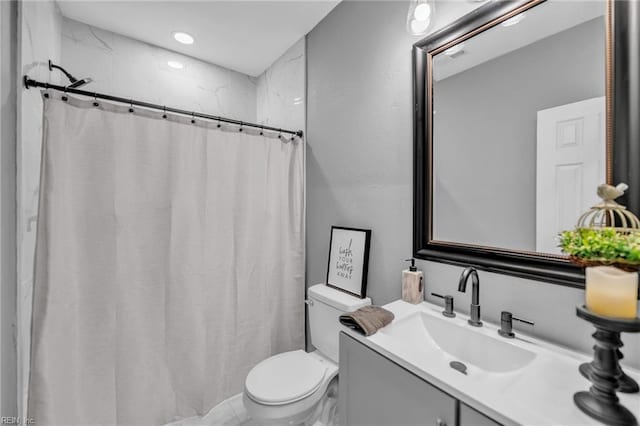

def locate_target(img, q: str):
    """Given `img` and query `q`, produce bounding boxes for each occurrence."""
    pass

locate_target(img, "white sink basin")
[381,311,537,373]
[363,300,640,425]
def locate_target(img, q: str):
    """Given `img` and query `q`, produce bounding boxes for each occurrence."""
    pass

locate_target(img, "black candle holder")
[580,350,639,393]
[574,305,640,426]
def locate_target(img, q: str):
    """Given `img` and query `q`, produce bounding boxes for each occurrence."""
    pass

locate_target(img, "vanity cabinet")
[339,332,503,426]
[460,403,501,426]
[339,332,456,426]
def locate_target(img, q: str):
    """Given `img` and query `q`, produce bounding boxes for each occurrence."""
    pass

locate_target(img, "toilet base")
[243,376,338,426]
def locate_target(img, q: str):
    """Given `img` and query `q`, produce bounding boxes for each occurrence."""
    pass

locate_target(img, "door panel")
[536,97,605,253]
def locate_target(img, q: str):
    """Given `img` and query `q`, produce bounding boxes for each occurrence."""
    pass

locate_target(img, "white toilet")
[243,284,371,425]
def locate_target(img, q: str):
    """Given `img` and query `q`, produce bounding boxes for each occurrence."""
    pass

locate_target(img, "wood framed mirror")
[413,0,640,287]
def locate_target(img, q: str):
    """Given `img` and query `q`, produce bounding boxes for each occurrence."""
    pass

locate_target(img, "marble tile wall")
[61,18,257,121]
[256,38,306,134]
[17,0,62,418]
[1,0,18,417]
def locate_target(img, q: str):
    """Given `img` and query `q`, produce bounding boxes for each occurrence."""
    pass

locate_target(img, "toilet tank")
[307,284,371,362]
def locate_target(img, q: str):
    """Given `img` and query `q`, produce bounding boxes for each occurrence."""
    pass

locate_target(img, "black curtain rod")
[23,77,304,138]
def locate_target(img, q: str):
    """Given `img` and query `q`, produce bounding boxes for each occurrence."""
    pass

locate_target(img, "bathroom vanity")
[338,300,640,426]
[339,331,499,426]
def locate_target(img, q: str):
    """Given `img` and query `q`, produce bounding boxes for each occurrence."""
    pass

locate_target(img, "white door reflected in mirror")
[536,97,606,254]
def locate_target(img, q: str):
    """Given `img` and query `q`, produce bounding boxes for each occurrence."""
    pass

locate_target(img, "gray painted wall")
[0,0,17,416]
[306,1,639,369]
[433,18,605,251]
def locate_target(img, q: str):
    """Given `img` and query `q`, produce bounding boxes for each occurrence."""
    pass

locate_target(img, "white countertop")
[356,300,640,426]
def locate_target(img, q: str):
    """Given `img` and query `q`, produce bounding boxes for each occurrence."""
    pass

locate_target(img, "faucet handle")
[431,293,456,318]
[498,311,534,338]
[513,314,534,326]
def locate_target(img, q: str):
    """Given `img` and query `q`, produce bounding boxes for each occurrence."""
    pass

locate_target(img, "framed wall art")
[326,226,372,298]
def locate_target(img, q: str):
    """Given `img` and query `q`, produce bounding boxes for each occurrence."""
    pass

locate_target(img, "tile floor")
[164,380,338,426]
[164,393,254,426]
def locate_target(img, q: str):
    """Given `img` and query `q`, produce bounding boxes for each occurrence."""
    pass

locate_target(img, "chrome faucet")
[458,267,482,327]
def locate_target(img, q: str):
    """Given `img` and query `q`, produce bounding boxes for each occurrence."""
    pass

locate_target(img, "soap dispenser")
[402,258,423,304]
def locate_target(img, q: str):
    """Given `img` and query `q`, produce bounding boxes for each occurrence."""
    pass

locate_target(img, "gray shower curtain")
[28,92,305,425]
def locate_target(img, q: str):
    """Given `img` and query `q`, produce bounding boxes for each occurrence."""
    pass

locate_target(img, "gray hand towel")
[339,306,395,336]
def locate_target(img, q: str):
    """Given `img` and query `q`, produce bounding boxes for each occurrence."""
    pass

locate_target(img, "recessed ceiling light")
[445,43,465,56]
[173,31,194,45]
[502,13,526,27]
[167,61,184,69]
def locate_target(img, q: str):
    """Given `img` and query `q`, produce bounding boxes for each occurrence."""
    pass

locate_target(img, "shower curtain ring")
[260,126,264,136]
[93,92,99,107]
[217,117,221,128]
[278,129,282,139]
[191,111,196,124]
[239,121,243,132]
[162,106,167,119]
[129,99,134,113]
[62,86,68,102]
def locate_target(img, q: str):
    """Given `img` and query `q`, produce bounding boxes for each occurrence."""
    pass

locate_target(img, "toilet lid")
[245,350,327,405]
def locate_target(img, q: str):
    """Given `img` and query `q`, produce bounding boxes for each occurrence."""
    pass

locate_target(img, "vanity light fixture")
[501,13,526,27]
[173,31,194,45]
[167,61,184,69]
[414,2,432,21]
[409,19,430,35]
[407,0,436,36]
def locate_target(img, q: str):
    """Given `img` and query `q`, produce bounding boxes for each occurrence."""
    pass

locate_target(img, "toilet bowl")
[243,350,338,425]
[243,284,371,425]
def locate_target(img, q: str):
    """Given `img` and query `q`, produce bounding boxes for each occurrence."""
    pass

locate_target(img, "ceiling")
[57,0,341,77]
[433,0,605,81]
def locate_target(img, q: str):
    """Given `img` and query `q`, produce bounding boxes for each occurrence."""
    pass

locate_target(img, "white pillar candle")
[585,266,638,319]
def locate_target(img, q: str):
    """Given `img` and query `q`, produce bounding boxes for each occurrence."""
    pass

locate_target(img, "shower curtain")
[28,92,305,425]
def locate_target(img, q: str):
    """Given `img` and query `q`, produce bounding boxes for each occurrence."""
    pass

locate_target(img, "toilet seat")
[245,350,327,405]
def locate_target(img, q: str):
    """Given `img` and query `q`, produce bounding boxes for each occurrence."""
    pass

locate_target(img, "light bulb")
[414,3,432,21]
[410,19,430,35]
[407,1,435,36]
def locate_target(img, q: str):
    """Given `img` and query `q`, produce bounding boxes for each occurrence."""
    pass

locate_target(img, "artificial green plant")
[559,228,640,267]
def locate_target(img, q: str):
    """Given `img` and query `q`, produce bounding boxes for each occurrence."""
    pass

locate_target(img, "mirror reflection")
[431,0,607,255]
